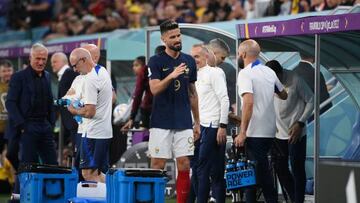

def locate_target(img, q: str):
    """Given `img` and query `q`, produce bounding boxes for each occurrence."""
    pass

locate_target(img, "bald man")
[82,44,117,104]
[82,44,101,64]
[81,43,118,167]
[234,39,287,203]
[67,48,113,183]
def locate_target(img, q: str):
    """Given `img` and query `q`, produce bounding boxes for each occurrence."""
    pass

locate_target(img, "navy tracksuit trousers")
[190,125,226,203]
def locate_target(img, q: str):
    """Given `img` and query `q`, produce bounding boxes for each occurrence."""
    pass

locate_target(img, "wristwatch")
[220,123,227,128]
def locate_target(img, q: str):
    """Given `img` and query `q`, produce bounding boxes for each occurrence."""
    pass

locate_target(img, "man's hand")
[234,132,246,147]
[67,105,77,115]
[169,63,186,79]
[288,122,303,144]
[193,123,200,141]
[121,119,133,132]
[217,127,227,145]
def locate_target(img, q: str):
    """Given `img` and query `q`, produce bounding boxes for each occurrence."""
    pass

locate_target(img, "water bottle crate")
[225,168,256,190]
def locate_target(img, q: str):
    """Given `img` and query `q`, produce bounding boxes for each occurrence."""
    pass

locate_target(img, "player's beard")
[238,57,244,69]
[169,43,182,52]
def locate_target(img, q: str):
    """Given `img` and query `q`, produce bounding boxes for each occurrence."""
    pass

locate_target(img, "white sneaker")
[209,197,216,202]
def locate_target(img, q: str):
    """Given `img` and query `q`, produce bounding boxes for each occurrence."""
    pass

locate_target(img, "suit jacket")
[5,66,55,139]
[294,61,332,113]
[58,67,79,130]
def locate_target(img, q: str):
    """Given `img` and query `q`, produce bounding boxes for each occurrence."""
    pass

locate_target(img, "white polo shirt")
[83,65,113,139]
[57,65,69,81]
[196,65,229,128]
[237,60,284,138]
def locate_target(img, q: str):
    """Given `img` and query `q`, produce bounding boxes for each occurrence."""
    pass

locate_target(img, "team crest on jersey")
[184,67,189,75]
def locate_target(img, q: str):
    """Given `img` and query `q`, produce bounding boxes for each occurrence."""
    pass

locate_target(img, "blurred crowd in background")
[0,0,358,41]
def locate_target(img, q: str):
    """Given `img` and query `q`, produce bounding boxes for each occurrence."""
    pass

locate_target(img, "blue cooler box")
[19,164,78,203]
[106,168,167,203]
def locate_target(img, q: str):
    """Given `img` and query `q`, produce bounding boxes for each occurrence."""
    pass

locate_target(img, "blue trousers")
[245,137,277,203]
[191,126,226,203]
[15,120,57,195]
[20,120,57,165]
[273,136,307,203]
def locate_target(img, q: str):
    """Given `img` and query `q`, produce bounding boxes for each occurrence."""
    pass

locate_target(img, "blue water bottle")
[226,159,236,173]
[53,98,71,106]
[236,159,245,171]
[72,100,84,108]
[71,100,84,124]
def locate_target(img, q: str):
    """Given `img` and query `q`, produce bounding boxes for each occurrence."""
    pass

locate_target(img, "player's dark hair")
[160,20,179,35]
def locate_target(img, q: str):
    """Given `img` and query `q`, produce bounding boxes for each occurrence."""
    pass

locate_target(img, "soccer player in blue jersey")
[147,20,200,203]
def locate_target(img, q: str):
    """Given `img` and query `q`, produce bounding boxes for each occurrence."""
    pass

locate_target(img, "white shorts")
[148,128,194,159]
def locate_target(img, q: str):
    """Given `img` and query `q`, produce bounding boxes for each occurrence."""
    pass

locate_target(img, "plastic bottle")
[53,98,71,107]
[247,160,255,169]
[236,161,245,172]
[236,153,246,171]
[226,159,236,173]
[54,99,84,124]
[71,100,84,124]
[72,100,84,108]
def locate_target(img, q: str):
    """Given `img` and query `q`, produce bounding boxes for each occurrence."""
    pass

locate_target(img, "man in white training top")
[68,48,113,183]
[235,39,287,203]
[190,44,229,203]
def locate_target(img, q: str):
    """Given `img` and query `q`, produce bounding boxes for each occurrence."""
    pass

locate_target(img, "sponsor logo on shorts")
[155,147,160,154]
[188,136,194,144]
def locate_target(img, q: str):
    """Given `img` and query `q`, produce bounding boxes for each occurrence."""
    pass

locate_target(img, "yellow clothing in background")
[0,81,9,133]
[0,157,15,184]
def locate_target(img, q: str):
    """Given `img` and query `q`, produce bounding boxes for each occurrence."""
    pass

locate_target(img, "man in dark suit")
[294,53,332,119]
[6,43,57,165]
[51,52,79,147]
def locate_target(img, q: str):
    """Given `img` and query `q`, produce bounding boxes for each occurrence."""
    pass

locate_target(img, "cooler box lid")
[108,168,167,177]
[18,163,73,174]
